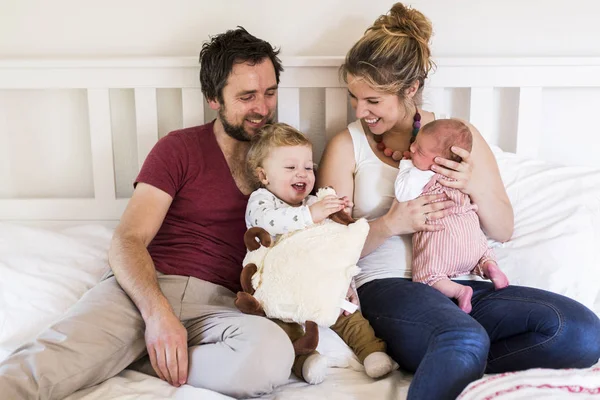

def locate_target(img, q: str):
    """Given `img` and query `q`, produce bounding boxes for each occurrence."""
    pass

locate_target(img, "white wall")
[2,0,600,200]
[2,0,600,58]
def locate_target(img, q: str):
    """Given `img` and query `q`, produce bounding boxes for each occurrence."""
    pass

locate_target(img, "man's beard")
[219,108,274,142]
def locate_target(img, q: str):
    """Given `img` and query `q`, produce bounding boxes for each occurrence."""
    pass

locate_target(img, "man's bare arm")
[108,182,188,386]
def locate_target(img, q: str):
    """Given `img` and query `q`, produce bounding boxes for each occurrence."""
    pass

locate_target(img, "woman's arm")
[317,130,453,257]
[433,120,514,242]
[317,130,382,256]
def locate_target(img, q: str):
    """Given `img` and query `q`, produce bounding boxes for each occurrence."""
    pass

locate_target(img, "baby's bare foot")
[483,261,509,290]
[456,285,473,313]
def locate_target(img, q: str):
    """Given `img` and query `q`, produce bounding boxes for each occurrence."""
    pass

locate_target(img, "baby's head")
[247,123,315,206]
[409,119,472,171]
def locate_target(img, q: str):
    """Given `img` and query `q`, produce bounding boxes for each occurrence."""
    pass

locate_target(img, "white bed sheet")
[2,147,600,400]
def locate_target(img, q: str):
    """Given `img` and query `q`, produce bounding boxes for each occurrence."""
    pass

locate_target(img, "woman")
[317,3,600,399]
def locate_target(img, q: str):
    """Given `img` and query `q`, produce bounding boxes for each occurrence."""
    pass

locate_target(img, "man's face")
[211,59,278,141]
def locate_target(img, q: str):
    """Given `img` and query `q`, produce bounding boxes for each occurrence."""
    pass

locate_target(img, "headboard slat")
[469,87,495,143]
[277,88,301,129]
[134,88,159,169]
[516,87,543,158]
[87,89,116,201]
[325,88,348,142]
[182,88,205,128]
[424,87,447,119]
[0,90,14,196]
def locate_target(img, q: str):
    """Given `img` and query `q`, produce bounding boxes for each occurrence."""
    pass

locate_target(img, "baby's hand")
[309,195,345,224]
[402,151,412,160]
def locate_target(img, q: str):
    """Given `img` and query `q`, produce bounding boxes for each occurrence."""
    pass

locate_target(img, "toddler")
[245,122,397,384]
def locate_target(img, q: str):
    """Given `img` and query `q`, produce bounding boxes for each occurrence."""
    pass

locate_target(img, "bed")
[1,56,600,399]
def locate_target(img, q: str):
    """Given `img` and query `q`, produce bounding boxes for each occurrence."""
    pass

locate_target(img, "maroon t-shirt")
[135,121,249,293]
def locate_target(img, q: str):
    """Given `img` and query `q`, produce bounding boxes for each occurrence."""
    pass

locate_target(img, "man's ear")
[404,80,420,99]
[208,98,221,111]
[257,168,269,185]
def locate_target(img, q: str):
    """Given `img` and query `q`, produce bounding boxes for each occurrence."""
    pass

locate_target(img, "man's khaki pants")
[0,272,295,399]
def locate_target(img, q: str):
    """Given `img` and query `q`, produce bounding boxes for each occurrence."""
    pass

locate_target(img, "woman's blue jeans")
[358,278,600,400]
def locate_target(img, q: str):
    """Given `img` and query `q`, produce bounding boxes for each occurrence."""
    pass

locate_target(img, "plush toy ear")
[330,209,356,226]
[235,292,266,316]
[240,263,258,294]
[292,321,319,355]
[244,227,272,251]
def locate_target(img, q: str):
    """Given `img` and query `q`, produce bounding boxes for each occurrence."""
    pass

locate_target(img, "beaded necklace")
[372,110,421,161]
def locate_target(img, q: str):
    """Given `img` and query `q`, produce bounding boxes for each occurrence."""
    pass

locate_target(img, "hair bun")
[374,2,432,46]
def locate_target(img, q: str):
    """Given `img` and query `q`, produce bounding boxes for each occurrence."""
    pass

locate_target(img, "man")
[0,27,294,399]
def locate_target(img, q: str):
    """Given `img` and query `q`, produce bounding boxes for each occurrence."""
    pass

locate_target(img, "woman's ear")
[404,80,420,99]
[257,168,269,186]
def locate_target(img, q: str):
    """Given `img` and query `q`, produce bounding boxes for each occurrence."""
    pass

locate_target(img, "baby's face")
[409,134,440,171]
[260,145,315,206]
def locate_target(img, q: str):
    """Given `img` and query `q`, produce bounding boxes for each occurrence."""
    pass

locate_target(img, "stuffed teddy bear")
[235,188,398,384]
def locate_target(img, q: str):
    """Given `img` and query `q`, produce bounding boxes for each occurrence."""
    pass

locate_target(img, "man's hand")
[144,308,189,387]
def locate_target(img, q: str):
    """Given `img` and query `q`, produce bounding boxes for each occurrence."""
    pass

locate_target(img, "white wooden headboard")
[1,56,600,225]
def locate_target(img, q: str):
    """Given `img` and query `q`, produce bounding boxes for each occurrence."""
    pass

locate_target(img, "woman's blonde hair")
[247,123,312,186]
[340,2,434,107]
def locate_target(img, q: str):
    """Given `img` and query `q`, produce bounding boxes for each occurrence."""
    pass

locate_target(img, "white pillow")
[490,148,600,313]
[0,223,112,358]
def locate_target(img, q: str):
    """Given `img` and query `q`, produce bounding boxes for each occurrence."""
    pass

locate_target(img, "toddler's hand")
[339,195,354,213]
[309,195,345,223]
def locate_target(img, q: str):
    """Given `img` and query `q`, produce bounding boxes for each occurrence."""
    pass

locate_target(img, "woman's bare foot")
[456,285,473,313]
[482,261,509,290]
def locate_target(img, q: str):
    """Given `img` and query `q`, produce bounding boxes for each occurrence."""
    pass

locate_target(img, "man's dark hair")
[199,26,283,103]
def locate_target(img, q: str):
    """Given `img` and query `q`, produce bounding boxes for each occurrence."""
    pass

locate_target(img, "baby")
[245,122,397,384]
[395,119,509,313]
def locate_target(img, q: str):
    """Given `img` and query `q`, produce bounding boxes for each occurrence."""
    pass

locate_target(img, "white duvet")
[1,147,600,400]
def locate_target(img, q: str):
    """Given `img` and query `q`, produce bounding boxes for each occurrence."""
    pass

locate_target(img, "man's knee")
[232,318,294,397]
[187,316,294,398]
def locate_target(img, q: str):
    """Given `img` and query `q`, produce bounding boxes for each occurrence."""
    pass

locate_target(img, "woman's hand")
[431,146,474,195]
[382,194,455,236]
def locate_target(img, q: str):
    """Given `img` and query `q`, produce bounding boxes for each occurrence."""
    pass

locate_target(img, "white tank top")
[348,120,413,287]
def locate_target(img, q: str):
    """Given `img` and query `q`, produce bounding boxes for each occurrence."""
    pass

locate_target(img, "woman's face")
[346,74,407,135]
